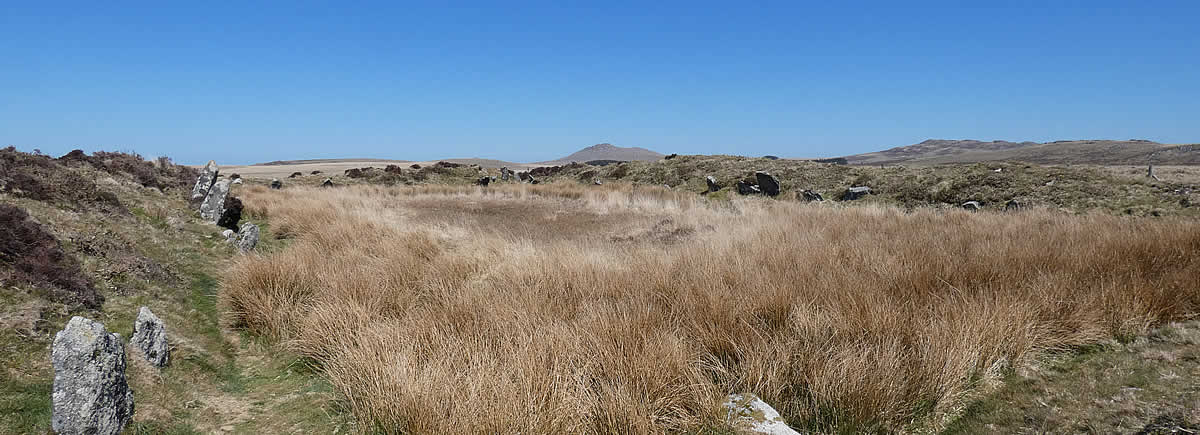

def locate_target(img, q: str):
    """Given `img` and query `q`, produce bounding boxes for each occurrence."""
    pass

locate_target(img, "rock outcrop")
[236,223,260,253]
[723,393,799,435]
[199,179,231,223]
[131,307,169,367]
[755,172,780,196]
[189,160,218,205]
[51,316,134,435]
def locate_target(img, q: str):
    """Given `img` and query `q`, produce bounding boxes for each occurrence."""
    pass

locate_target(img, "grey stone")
[131,307,169,367]
[236,223,260,253]
[190,160,219,206]
[500,167,511,181]
[962,201,982,211]
[593,180,603,185]
[736,181,762,195]
[51,316,134,435]
[755,172,780,196]
[839,186,871,201]
[799,190,823,202]
[269,178,282,189]
[476,176,491,186]
[706,176,721,193]
[221,229,236,241]
[321,178,335,188]
[199,179,231,223]
[723,393,799,435]
[1005,199,1023,211]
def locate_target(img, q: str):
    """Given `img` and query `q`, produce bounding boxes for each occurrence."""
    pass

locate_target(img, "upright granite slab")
[199,179,231,223]
[190,160,219,205]
[51,316,134,435]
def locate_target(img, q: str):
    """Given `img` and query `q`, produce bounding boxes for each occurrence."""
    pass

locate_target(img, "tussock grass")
[223,183,1200,433]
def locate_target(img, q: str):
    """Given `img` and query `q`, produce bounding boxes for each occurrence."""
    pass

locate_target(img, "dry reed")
[222,183,1200,433]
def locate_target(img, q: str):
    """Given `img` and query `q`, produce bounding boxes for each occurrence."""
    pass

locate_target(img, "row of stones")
[191,160,259,253]
[50,309,168,434]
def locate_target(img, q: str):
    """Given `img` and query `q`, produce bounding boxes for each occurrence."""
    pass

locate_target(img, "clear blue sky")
[2,1,1198,164]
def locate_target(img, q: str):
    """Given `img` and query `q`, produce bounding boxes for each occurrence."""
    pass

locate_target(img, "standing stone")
[269,178,283,189]
[51,317,134,435]
[1148,164,1161,181]
[962,201,982,211]
[723,393,800,435]
[500,167,511,181]
[199,179,231,223]
[189,160,219,206]
[1005,199,1023,211]
[706,176,721,193]
[131,307,169,368]
[236,223,260,253]
[322,178,335,188]
[476,176,491,186]
[755,172,780,196]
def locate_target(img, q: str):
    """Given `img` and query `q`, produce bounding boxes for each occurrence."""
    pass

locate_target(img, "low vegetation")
[224,183,1200,433]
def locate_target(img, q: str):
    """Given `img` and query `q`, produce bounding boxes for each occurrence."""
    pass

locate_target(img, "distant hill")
[842,139,1200,165]
[538,143,664,165]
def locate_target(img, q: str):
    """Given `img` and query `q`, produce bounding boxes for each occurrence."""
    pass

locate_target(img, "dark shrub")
[289,172,303,178]
[410,164,421,169]
[345,168,366,178]
[1,147,123,210]
[311,170,322,175]
[436,161,461,168]
[217,197,244,231]
[230,173,242,180]
[0,204,102,309]
[385,165,403,174]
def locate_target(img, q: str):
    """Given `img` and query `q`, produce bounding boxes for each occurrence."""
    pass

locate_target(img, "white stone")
[723,393,800,435]
[199,179,231,223]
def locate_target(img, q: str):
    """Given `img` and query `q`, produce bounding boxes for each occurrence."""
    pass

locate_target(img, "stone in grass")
[236,222,260,253]
[51,316,135,435]
[199,179,232,223]
[962,201,982,211]
[131,307,169,367]
[754,172,781,196]
[190,160,219,206]
[723,393,800,435]
[706,176,721,193]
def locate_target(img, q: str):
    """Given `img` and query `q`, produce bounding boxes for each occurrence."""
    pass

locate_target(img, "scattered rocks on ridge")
[199,179,231,223]
[131,307,169,368]
[51,316,135,435]
[189,160,218,205]
[236,223,260,253]
[723,393,799,435]
[754,172,780,196]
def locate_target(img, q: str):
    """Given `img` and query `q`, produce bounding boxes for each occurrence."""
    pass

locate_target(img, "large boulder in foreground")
[199,179,231,223]
[52,316,134,435]
[754,172,780,196]
[131,307,169,368]
[723,393,799,435]
[189,160,218,206]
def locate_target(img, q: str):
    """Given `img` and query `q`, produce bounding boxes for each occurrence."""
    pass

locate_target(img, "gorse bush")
[223,184,1200,433]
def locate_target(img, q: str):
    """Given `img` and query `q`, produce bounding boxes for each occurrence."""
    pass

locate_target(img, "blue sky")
[2,1,1198,164]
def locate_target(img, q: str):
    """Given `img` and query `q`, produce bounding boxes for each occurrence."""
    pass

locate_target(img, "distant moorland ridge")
[840,139,1200,166]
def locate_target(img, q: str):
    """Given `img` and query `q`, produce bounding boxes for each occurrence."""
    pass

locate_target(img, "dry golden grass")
[222,183,1200,433]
